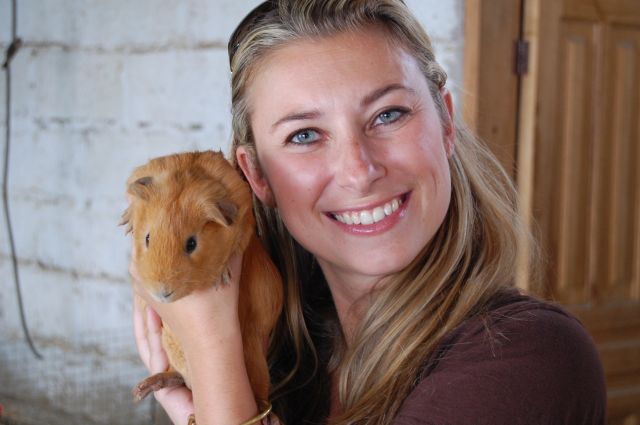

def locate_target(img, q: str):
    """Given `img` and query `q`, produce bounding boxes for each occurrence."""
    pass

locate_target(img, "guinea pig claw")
[213,267,232,289]
[221,267,232,286]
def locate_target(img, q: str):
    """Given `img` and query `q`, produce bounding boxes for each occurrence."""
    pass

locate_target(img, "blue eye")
[289,129,320,145]
[375,109,405,125]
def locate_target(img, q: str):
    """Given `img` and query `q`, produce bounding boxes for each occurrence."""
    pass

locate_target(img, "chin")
[355,254,416,281]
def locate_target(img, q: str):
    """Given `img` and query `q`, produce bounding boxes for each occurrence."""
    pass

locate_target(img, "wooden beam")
[515,0,542,291]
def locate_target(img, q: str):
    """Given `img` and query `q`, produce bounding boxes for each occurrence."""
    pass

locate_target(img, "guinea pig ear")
[119,207,133,234]
[127,176,154,201]
[204,200,238,227]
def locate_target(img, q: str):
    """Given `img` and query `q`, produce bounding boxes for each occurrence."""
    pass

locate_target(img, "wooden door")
[463,0,522,177]
[516,0,640,422]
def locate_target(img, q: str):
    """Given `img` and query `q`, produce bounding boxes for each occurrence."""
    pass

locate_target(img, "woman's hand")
[132,253,244,354]
[131,252,258,424]
[133,296,195,424]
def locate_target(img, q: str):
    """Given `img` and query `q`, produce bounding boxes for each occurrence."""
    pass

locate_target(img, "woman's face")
[238,27,454,294]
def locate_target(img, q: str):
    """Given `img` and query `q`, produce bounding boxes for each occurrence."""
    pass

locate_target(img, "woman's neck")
[318,262,380,342]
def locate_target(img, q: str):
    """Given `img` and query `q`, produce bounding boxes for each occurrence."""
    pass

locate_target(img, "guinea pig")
[120,150,283,404]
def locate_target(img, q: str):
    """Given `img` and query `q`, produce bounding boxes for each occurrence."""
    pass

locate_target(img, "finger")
[154,385,195,425]
[132,294,151,369]
[146,306,169,374]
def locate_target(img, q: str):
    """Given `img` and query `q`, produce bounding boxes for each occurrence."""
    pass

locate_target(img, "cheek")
[423,152,452,214]
[426,146,452,191]
[387,126,453,223]
[387,131,450,183]
[260,154,328,211]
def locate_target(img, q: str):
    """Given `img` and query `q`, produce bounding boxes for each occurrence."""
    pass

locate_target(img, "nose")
[153,287,175,303]
[335,134,385,193]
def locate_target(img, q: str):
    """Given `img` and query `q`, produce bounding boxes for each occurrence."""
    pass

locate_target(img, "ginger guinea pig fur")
[121,150,283,403]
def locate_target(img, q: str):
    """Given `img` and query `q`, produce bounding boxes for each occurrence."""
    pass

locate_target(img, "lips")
[330,194,406,225]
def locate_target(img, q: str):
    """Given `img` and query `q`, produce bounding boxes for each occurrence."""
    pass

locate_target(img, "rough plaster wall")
[0,0,464,423]
[406,0,466,108]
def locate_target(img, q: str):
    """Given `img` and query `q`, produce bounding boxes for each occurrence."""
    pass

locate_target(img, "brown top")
[394,291,607,425]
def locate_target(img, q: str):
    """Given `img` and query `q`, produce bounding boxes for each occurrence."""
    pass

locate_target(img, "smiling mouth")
[330,193,408,225]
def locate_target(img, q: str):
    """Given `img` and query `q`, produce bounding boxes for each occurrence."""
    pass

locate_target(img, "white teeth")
[372,207,385,223]
[333,196,404,226]
[360,210,374,225]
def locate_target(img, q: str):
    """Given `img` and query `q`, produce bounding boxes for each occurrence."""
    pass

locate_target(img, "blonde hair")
[228,1,536,424]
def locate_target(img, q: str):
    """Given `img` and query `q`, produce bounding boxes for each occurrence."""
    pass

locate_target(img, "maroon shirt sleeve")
[393,295,607,425]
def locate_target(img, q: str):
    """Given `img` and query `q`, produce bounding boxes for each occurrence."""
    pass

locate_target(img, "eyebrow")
[271,110,322,133]
[361,83,416,107]
[270,83,416,132]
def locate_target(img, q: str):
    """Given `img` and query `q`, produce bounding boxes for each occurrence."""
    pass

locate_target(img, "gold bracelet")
[185,401,273,425]
[240,401,272,425]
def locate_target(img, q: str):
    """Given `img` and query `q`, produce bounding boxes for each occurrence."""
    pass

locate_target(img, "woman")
[132,1,606,424]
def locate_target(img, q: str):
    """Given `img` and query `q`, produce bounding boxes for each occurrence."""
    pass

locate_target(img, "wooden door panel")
[603,26,640,300]
[554,20,599,304]
[589,24,640,305]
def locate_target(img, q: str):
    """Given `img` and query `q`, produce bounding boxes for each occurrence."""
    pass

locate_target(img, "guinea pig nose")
[158,289,175,303]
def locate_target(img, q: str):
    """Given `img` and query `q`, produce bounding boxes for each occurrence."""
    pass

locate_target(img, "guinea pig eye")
[145,233,150,247]
[185,236,197,254]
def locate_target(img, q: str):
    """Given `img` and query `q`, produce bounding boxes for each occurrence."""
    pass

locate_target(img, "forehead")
[246,26,426,114]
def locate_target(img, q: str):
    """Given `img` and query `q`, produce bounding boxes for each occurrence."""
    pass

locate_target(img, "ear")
[204,199,238,227]
[127,176,154,201]
[440,87,455,157]
[121,176,153,234]
[119,207,133,234]
[235,146,275,207]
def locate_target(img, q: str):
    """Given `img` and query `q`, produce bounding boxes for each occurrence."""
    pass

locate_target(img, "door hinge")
[515,39,529,75]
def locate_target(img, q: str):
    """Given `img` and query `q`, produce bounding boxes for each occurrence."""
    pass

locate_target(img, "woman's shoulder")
[442,290,599,360]
[394,290,607,425]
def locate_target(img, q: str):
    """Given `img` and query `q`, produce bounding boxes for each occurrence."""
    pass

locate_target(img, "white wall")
[0,1,464,423]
